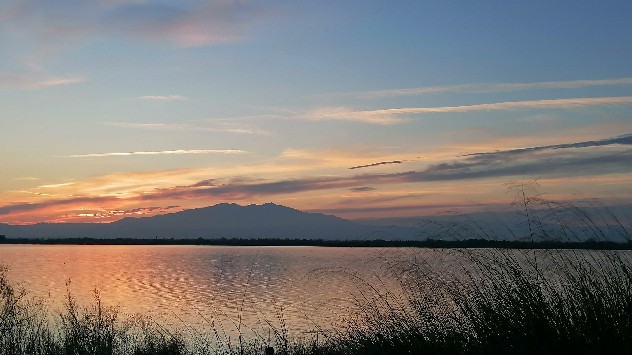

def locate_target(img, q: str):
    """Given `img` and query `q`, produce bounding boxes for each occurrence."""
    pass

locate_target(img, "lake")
[0,244,417,340]
[2,244,631,353]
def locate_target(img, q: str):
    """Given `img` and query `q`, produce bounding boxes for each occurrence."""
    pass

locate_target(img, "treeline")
[1,236,632,250]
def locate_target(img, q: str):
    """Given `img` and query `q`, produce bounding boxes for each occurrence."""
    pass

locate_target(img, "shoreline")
[1,237,632,250]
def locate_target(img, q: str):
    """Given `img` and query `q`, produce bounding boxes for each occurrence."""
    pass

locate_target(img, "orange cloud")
[306,97,632,124]
[2,133,632,224]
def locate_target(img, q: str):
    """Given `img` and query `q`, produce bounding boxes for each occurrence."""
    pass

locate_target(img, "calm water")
[0,245,412,338]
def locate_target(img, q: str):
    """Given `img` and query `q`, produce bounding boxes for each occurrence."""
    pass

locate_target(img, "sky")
[1,0,632,225]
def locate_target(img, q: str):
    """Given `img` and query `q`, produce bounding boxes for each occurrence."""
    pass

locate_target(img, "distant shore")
[1,236,631,250]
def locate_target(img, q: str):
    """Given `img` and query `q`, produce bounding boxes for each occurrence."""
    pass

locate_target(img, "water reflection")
[0,245,403,337]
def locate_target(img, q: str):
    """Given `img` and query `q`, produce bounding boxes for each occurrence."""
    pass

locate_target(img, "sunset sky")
[1,1,632,224]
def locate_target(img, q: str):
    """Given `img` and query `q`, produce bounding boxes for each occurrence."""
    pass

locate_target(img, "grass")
[310,181,632,354]
[0,181,630,354]
[322,249,632,354]
[0,266,185,355]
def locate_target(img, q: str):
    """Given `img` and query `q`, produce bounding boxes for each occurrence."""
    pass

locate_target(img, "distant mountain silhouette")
[0,203,417,240]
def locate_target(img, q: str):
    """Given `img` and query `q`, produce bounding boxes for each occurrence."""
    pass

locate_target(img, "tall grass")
[320,249,632,354]
[0,267,185,355]
[0,265,59,355]
[315,181,632,354]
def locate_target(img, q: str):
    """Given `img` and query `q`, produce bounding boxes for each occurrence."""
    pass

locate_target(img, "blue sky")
[1,0,631,224]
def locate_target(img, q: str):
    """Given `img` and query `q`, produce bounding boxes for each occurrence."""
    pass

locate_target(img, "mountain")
[0,203,418,240]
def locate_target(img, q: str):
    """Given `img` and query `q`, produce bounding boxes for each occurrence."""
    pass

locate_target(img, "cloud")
[102,2,256,46]
[0,196,117,216]
[12,177,41,181]
[349,160,404,170]
[108,123,188,130]
[0,176,371,217]
[65,149,247,158]
[304,107,410,125]
[339,193,426,205]
[349,187,376,192]
[136,95,188,101]
[108,205,180,216]
[218,128,269,135]
[37,182,75,189]
[72,205,180,219]
[140,133,632,200]
[0,73,85,89]
[137,153,629,202]
[3,134,632,222]
[137,176,384,202]
[342,77,632,99]
[107,122,269,135]
[462,134,632,158]
[349,161,404,170]
[308,97,632,124]
[31,76,85,88]
[398,150,632,183]
[0,1,277,48]
[0,199,180,222]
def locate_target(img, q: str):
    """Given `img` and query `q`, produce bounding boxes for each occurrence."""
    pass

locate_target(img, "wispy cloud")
[107,122,269,135]
[0,73,85,89]
[0,196,117,216]
[12,177,41,181]
[349,187,376,192]
[0,1,278,48]
[29,76,85,89]
[2,134,632,221]
[137,133,632,199]
[65,149,247,158]
[75,205,181,219]
[136,95,188,101]
[37,182,75,189]
[308,96,632,124]
[462,134,632,158]
[305,107,410,125]
[343,77,632,99]
[349,161,404,170]
[107,123,187,130]
[66,134,610,205]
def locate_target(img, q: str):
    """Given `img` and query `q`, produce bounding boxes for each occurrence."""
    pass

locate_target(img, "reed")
[0,267,185,355]
[0,265,60,355]
[314,182,632,354]
[316,249,632,354]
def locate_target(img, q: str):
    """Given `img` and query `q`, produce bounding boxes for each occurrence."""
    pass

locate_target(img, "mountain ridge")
[0,203,418,240]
